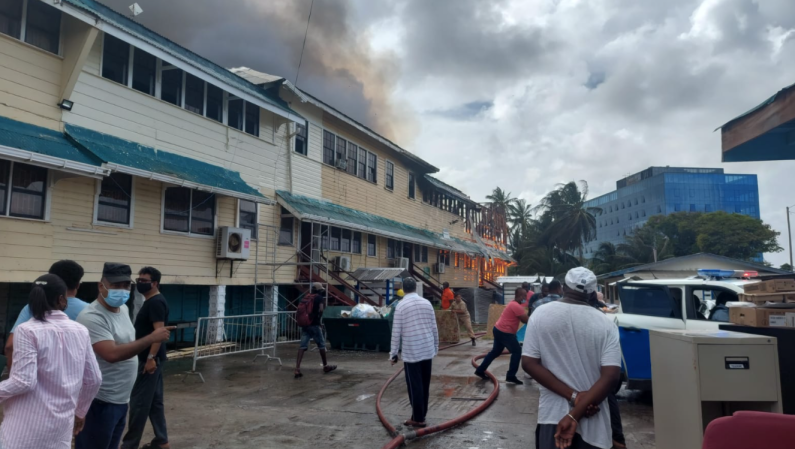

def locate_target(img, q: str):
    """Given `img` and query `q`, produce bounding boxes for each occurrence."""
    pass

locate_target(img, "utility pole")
[788,207,793,268]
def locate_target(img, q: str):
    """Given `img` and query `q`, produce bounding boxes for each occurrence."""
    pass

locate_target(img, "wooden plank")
[722,87,795,153]
[484,304,506,340]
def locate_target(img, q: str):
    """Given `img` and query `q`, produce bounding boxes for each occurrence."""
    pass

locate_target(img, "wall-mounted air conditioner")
[336,158,347,170]
[216,226,251,260]
[333,256,351,271]
[398,257,410,270]
[434,263,445,274]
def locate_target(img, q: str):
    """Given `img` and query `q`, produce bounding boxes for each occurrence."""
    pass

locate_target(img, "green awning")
[277,190,488,256]
[0,116,108,177]
[65,124,271,204]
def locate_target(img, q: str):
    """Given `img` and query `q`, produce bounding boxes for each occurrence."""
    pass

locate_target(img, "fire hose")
[375,333,510,448]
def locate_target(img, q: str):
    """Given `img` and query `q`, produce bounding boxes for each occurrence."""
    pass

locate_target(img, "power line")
[293,0,315,89]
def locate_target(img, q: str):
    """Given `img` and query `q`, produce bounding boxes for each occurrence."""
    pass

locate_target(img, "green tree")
[694,212,782,260]
[486,187,514,213]
[616,227,674,266]
[590,242,634,275]
[645,213,700,256]
[781,263,793,272]
[535,181,601,259]
[508,198,534,238]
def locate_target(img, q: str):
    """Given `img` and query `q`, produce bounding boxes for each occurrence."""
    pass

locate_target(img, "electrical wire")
[293,0,315,89]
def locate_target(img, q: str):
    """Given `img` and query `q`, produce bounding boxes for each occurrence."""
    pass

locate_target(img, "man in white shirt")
[390,278,439,428]
[521,267,621,449]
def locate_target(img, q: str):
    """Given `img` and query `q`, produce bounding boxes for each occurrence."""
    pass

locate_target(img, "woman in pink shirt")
[474,287,528,385]
[0,274,102,449]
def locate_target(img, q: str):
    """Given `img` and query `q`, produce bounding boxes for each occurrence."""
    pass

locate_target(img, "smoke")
[100,0,416,143]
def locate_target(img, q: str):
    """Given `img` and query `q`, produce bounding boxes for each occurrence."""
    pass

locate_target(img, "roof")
[0,117,99,167]
[62,0,302,122]
[597,253,790,279]
[276,190,504,258]
[229,67,439,173]
[348,267,409,282]
[65,124,269,203]
[423,175,479,207]
[496,276,556,285]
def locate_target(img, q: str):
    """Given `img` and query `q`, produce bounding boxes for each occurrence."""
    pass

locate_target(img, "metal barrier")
[184,312,282,383]
[274,311,302,344]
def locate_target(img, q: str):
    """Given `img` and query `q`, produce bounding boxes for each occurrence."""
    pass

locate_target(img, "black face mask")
[136,282,153,295]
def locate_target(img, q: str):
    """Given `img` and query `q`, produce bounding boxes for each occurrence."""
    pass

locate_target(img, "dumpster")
[323,305,395,352]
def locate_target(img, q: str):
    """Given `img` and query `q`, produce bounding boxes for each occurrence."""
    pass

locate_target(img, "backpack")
[296,293,317,328]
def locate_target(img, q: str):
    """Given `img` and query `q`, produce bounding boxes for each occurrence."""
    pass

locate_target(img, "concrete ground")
[144,342,656,449]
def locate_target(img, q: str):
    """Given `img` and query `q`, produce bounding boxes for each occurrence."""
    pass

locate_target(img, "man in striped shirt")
[390,278,439,428]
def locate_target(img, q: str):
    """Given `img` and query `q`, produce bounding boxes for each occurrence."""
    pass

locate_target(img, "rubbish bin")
[322,305,395,352]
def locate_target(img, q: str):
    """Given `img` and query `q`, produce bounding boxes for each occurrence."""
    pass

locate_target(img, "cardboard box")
[729,307,792,327]
[739,293,787,305]
[743,279,795,293]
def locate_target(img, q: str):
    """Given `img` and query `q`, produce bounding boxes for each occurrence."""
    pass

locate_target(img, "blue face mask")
[103,288,130,307]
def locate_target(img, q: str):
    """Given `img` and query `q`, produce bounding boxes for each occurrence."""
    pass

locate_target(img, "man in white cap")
[521,267,621,449]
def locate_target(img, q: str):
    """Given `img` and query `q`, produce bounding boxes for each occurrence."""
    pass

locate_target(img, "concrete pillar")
[208,285,226,343]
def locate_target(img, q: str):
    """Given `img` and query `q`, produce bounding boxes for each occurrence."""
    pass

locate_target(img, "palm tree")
[508,198,534,237]
[616,227,673,265]
[534,181,601,259]
[486,187,514,213]
[590,242,633,275]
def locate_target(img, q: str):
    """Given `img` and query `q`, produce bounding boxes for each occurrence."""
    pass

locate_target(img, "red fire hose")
[375,334,509,449]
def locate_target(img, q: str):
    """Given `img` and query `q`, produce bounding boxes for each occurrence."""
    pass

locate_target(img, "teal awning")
[0,116,108,177]
[277,190,491,257]
[65,124,271,204]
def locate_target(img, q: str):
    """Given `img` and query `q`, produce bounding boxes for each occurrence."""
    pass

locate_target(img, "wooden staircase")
[296,265,379,307]
[409,262,443,300]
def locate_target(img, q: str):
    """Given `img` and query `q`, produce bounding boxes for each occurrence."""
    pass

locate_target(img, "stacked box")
[729,308,795,328]
[742,279,795,294]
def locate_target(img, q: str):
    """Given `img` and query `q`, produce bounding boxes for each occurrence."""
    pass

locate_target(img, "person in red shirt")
[474,287,528,385]
[441,282,454,310]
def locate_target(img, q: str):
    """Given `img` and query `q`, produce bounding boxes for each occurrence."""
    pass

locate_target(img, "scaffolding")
[253,221,330,314]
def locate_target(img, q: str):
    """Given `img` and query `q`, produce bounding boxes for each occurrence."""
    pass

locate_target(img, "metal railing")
[274,311,302,344]
[184,312,282,383]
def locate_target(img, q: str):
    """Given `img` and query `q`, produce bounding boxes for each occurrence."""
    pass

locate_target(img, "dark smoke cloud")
[102,0,414,142]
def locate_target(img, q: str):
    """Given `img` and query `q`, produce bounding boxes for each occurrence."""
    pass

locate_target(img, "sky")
[105,0,795,266]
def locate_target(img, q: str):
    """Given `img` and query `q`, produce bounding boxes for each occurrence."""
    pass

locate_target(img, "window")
[0,161,47,220]
[619,284,682,319]
[320,225,329,250]
[0,0,23,40]
[96,173,132,225]
[705,204,712,212]
[160,67,183,106]
[635,211,639,219]
[184,73,204,114]
[628,214,632,220]
[642,196,646,203]
[279,216,294,245]
[335,136,347,167]
[357,148,367,179]
[131,48,156,96]
[244,101,259,137]
[347,143,358,175]
[205,84,223,123]
[385,161,394,190]
[0,160,8,215]
[414,245,422,263]
[23,0,60,54]
[294,123,307,155]
[438,250,450,266]
[387,238,399,259]
[367,234,376,256]
[674,204,681,212]
[330,227,341,251]
[642,210,646,217]
[454,252,460,268]
[163,187,215,236]
[634,198,638,205]
[735,204,742,213]
[227,98,244,131]
[323,130,335,165]
[690,204,696,212]
[367,152,377,183]
[408,172,416,199]
[102,34,130,86]
[352,232,362,254]
[341,228,351,252]
[239,200,258,239]
[658,205,663,213]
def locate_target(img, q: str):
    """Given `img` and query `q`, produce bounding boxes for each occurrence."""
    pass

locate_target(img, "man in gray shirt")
[76,263,172,449]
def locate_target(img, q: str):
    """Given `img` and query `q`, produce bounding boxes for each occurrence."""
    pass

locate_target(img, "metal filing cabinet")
[650,330,782,449]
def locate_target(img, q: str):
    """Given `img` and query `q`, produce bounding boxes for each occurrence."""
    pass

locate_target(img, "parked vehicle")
[612,270,758,390]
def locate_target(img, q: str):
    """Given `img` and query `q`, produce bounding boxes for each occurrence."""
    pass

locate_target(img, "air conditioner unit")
[336,158,347,170]
[434,263,445,274]
[398,257,410,270]
[333,256,351,271]
[216,226,251,260]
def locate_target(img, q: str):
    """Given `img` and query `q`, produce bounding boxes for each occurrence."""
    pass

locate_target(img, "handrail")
[297,265,361,307]
[409,262,443,298]
[481,277,500,290]
[325,268,379,306]
[336,267,386,306]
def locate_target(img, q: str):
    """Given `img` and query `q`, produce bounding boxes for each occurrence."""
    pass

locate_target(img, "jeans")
[536,424,600,449]
[121,361,168,449]
[75,399,129,449]
[404,359,433,423]
[300,325,326,350]
[608,391,625,445]
[476,327,522,379]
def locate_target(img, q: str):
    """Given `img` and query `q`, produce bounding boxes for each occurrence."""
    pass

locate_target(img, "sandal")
[323,365,337,374]
[294,370,303,379]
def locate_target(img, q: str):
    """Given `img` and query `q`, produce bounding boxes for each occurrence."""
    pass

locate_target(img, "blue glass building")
[583,167,760,256]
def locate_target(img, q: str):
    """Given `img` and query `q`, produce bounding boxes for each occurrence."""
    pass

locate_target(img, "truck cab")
[613,270,757,390]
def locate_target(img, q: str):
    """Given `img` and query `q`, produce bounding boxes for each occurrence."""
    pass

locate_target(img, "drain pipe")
[376,334,509,448]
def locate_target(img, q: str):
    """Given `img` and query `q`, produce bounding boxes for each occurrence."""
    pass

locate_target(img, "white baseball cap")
[564,267,597,294]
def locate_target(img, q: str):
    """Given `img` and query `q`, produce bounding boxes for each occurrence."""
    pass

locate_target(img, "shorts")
[300,325,326,350]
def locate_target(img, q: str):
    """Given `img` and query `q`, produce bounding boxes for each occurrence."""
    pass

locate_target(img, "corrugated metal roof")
[63,0,302,122]
[348,268,409,281]
[66,124,265,200]
[496,276,556,284]
[277,190,500,258]
[0,116,100,167]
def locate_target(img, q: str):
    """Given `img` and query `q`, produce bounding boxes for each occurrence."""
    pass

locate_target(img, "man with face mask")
[76,263,172,449]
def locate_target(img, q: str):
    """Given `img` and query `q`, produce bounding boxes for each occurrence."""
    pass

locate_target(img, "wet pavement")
[144,342,656,449]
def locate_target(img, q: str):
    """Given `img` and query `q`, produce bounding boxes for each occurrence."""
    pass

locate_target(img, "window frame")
[0,160,52,222]
[352,231,362,254]
[293,122,308,156]
[385,160,394,191]
[93,173,135,228]
[236,199,259,240]
[367,234,377,257]
[278,215,294,246]
[0,0,62,56]
[408,171,415,199]
[160,186,217,238]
